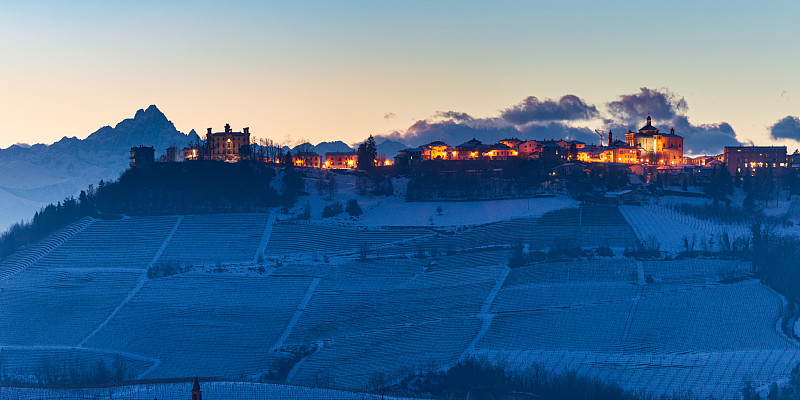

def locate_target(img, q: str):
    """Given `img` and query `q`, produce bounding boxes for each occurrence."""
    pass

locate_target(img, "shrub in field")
[322,201,344,218]
[345,199,363,216]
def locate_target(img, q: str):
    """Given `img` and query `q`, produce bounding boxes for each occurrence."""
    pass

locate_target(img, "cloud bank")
[770,116,800,141]
[379,88,741,155]
[501,95,598,124]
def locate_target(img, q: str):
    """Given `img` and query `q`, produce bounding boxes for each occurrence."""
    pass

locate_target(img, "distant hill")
[376,139,408,158]
[0,105,198,231]
[314,141,353,155]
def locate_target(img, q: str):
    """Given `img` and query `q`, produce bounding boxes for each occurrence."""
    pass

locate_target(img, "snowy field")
[266,224,433,256]
[33,216,180,270]
[289,173,579,227]
[0,205,797,398]
[159,213,270,265]
[0,381,430,400]
[83,273,314,379]
[620,204,751,253]
[475,261,799,399]
[0,267,141,346]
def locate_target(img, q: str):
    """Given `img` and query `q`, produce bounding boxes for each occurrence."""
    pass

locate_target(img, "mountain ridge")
[0,105,197,231]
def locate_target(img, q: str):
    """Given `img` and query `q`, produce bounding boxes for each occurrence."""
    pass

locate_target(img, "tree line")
[0,161,304,262]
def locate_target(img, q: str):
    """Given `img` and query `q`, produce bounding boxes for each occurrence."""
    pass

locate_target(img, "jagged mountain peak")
[131,104,168,124]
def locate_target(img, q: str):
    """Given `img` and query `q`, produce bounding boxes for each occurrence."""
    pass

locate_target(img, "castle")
[182,124,251,162]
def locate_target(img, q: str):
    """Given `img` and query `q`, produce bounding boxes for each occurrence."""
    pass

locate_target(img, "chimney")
[608,131,613,145]
[244,127,249,135]
[225,123,231,133]
[207,127,212,135]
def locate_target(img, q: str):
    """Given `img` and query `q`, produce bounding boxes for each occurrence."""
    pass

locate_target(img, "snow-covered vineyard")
[0,381,428,400]
[0,196,798,399]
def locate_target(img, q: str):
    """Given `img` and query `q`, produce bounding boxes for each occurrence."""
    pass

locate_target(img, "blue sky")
[1,0,798,150]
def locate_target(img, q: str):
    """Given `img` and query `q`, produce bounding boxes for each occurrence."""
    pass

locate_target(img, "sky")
[1,0,799,151]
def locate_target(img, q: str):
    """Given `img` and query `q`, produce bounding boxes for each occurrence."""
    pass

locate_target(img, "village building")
[395,147,422,165]
[517,140,542,158]
[499,137,524,149]
[183,146,201,161]
[164,145,181,162]
[552,162,588,179]
[421,141,453,160]
[624,114,683,164]
[577,140,639,164]
[130,145,155,167]
[455,138,484,160]
[555,139,586,150]
[538,142,569,162]
[723,145,787,177]
[483,143,518,159]
[205,124,251,162]
[325,151,358,168]
[293,152,322,168]
[787,150,800,168]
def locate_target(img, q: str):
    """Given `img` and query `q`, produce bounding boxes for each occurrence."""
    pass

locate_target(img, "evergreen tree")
[357,135,378,170]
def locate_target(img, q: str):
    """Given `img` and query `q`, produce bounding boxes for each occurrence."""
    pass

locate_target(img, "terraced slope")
[84,273,313,378]
[266,224,433,255]
[33,216,178,270]
[0,207,796,398]
[159,213,270,264]
[0,267,141,346]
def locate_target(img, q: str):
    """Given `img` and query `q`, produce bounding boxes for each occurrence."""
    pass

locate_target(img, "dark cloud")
[518,123,599,145]
[434,111,474,122]
[607,87,687,123]
[501,95,598,124]
[376,119,522,148]
[671,116,739,155]
[770,116,800,141]
[379,88,741,155]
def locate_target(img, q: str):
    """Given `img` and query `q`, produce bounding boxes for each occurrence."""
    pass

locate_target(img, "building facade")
[421,141,453,160]
[325,151,358,168]
[577,141,639,164]
[723,146,787,177]
[293,152,322,168]
[130,146,155,167]
[206,124,251,162]
[624,114,683,164]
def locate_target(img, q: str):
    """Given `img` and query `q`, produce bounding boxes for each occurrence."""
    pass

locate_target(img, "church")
[624,114,684,164]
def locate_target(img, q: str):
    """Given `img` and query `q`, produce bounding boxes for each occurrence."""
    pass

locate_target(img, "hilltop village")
[131,115,792,187]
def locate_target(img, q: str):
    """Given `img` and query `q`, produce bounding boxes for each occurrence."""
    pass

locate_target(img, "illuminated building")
[293,152,322,168]
[499,137,524,149]
[577,140,640,164]
[723,146,787,177]
[482,143,518,159]
[624,114,683,164]
[324,151,358,168]
[205,124,251,162]
[517,140,542,158]
[455,138,484,160]
[421,141,452,160]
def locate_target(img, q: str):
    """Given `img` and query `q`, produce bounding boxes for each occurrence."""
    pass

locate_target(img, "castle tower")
[191,377,202,400]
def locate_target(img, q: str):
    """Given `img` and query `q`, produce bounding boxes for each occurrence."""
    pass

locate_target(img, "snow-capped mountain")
[0,105,198,231]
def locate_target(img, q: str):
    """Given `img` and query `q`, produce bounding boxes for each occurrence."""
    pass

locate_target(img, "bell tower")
[191,377,202,400]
